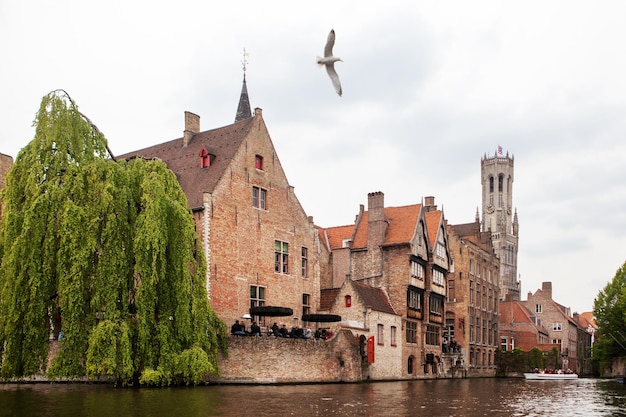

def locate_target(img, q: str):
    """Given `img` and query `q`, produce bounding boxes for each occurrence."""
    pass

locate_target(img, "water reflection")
[0,378,624,417]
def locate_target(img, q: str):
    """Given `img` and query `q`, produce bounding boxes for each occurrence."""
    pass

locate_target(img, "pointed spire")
[235,48,252,122]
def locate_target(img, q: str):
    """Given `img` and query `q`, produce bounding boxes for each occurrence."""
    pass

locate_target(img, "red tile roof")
[425,210,442,249]
[117,117,256,209]
[320,225,355,250]
[351,204,422,249]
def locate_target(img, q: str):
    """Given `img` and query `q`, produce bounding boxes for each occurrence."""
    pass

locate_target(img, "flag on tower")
[497,145,503,155]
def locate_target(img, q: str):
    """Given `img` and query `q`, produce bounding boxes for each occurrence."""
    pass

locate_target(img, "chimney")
[542,282,552,298]
[367,191,386,249]
[183,111,200,148]
[424,196,437,212]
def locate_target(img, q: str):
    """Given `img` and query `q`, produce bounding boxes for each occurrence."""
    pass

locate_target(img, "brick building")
[118,80,321,330]
[319,192,452,379]
[522,281,586,372]
[499,295,551,351]
[446,219,500,376]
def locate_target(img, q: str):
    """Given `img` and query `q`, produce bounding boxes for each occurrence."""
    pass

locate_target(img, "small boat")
[524,372,578,380]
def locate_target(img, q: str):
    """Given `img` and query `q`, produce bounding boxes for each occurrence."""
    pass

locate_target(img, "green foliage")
[527,347,545,370]
[496,347,562,376]
[85,320,133,383]
[592,261,626,369]
[0,91,227,384]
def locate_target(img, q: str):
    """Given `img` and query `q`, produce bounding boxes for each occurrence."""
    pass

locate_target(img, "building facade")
[480,150,520,301]
[446,220,500,376]
[320,192,452,379]
[523,282,585,373]
[119,86,321,330]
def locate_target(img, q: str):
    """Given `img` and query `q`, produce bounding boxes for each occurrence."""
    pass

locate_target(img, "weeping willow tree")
[0,91,227,385]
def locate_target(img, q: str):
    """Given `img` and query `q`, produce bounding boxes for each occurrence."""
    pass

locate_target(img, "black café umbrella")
[249,306,293,317]
[301,313,342,323]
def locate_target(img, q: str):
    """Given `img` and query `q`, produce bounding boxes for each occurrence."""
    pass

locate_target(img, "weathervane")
[241,48,249,78]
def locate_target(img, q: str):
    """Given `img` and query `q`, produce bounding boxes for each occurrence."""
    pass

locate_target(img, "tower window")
[489,176,494,193]
[498,174,504,192]
[255,155,263,170]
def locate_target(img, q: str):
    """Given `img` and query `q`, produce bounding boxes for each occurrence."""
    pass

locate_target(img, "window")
[255,154,263,170]
[252,186,267,209]
[301,247,308,278]
[407,287,422,311]
[274,240,289,274]
[429,294,443,316]
[433,269,444,286]
[302,293,311,319]
[410,260,424,279]
[199,147,211,168]
[535,304,542,313]
[391,326,397,346]
[426,324,440,346]
[489,176,494,193]
[250,285,265,321]
[552,338,562,345]
[469,259,475,275]
[377,324,384,345]
[553,322,562,331]
[447,279,455,302]
[406,321,417,343]
[436,243,446,259]
[498,174,504,192]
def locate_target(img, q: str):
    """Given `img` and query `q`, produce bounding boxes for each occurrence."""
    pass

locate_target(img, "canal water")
[0,378,624,417]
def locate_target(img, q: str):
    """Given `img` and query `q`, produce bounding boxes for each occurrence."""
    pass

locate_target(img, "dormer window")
[199,147,211,168]
[255,155,263,170]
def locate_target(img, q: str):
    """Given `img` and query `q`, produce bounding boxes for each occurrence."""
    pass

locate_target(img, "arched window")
[498,174,504,192]
[489,176,494,193]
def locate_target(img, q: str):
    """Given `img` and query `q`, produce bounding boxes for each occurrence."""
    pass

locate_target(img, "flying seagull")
[317,29,343,96]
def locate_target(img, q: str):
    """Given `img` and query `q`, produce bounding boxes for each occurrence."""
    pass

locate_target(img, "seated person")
[271,322,280,336]
[231,320,247,336]
[303,327,312,339]
[250,321,261,337]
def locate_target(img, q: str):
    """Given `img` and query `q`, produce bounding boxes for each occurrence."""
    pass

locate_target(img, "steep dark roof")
[352,281,396,315]
[235,75,252,122]
[117,117,256,209]
[449,221,480,238]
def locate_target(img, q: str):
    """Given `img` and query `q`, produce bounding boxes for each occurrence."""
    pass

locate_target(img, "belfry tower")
[480,149,520,301]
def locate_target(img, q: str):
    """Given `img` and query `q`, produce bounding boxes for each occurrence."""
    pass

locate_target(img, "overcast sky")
[1,1,625,315]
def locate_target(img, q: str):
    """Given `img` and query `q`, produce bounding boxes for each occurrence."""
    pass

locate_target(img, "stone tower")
[480,149,520,301]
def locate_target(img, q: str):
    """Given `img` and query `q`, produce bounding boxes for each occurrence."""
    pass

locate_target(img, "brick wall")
[215,329,362,383]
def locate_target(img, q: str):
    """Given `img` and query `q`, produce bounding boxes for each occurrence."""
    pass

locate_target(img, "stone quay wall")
[214,329,363,384]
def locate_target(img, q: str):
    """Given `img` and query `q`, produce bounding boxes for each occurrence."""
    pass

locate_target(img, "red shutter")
[367,336,375,363]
